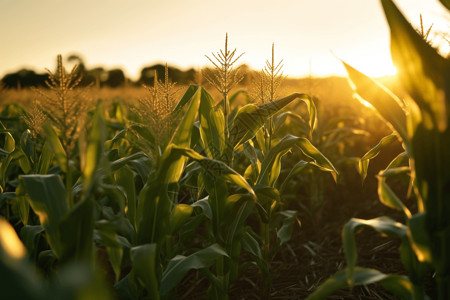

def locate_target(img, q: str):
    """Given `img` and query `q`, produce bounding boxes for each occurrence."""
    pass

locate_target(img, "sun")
[358,59,398,78]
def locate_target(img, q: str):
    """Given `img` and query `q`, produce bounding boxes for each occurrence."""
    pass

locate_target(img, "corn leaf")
[377,178,411,218]
[83,106,106,194]
[258,135,337,186]
[131,244,159,300]
[306,267,415,300]
[342,217,407,287]
[408,213,432,264]
[342,62,408,146]
[359,134,398,183]
[277,210,299,246]
[198,88,226,160]
[160,243,228,296]
[115,166,137,228]
[170,204,193,234]
[382,0,450,131]
[230,93,315,150]
[38,141,54,174]
[279,160,309,194]
[43,124,67,173]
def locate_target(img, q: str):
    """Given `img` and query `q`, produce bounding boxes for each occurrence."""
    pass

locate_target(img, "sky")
[0,0,448,80]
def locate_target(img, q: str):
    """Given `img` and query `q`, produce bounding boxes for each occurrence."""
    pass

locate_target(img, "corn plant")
[308,0,450,299]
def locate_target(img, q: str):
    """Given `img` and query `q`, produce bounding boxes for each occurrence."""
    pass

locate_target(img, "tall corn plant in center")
[308,0,450,299]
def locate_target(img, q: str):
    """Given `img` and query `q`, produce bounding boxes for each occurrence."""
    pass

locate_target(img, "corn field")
[1,0,449,299]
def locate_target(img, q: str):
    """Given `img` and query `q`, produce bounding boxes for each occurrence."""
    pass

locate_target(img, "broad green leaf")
[273,111,309,137]
[382,0,449,131]
[258,135,337,186]
[191,197,213,220]
[276,210,299,245]
[3,131,15,152]
[160,243,228,296]
[279,160,309,194]
[230,93,315,150]
[171,86,201,147]
[82,106,106,193]
[408,213,432,264]
[241,230,262,259]
[107,246,123,283]
[359,134,398,183]
[115,166,136,228]
[173,84,200,113]
[38,141,54,174]
[169,146,256,198]
[131,244,159,300]
[110,152,147,172]
[342,61,408,145]
[136,182,171,244]
[21,174,67,230]
[343,217,406,287]
[377,178,411,218]
[20,225,44,256]
[58,198,94,262]
[224,194,255,248]
[198,88,225,160]
[44,124,67,172]
[306,267,415,300]
[170,204,193,234]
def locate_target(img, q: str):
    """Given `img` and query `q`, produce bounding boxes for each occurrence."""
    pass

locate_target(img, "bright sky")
[0,0,448,80]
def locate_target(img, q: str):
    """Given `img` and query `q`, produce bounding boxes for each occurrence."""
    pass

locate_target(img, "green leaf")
[21,174,68,230]
[276,210,299,245]
[343,217,406,287]
[110,152,147,172]
[57,198,94,262]
[224,194,255,247]
[173,84,200,113]
[342,61,408,145]
[20,225,44,256]
[3,131,15,152]
[131,244,159,300]
[170,146,256,198]
[44,124,67,172]
[115,166,137,228]
[191,197,213,220]
[279,160,309,194]
[171,86,201,148]
[258,135,337,186]
[198,88,225,160]
[160,244,228,296]
[82,105,106,193]
[381,0,449,131]
[170,204,193,234]
[377,178,411,217]
[306,267,415,300]
[408,213,432,264]
[359,134,398,183]
[38,141,54,174]
[230,93,315,150]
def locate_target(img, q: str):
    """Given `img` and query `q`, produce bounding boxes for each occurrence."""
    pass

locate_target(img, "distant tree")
[138,64,195,85]
[105,69,125,87]
[1,69,48,89]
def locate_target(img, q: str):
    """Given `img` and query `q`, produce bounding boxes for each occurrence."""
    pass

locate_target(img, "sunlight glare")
[0,218,26,259]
